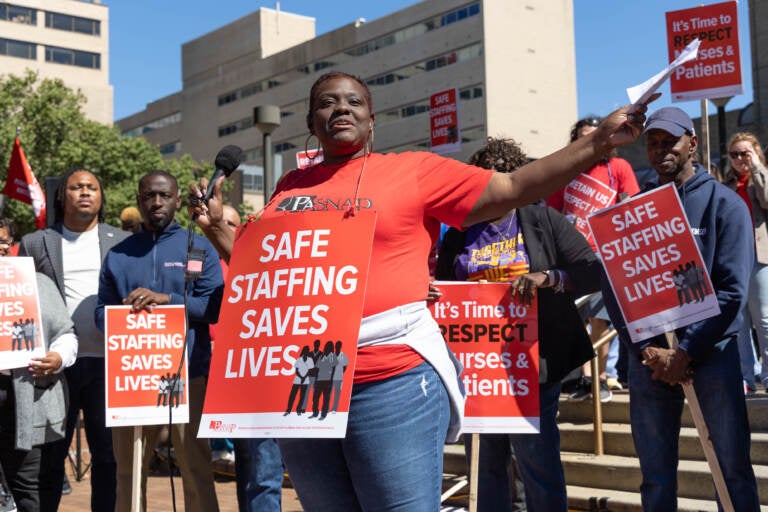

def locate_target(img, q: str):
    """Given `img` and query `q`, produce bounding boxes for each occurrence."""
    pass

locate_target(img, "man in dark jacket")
[603,107,759,511]
[19,168,128,511]
[96,170,224,512]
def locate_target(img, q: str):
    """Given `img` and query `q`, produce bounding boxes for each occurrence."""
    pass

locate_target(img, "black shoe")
[61,475,72,496]
[568,376,591,401]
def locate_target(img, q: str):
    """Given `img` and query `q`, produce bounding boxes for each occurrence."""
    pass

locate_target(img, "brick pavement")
[57,471,304,512]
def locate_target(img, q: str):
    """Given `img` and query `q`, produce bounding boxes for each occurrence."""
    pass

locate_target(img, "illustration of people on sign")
[330,341,348,414]
[11,320,23,351]
[169,373,184,408]
[284,345,314,416]
[23,318,38,351]
[673,261,708,306]
[311,341,338,420]
[156,375,169,407]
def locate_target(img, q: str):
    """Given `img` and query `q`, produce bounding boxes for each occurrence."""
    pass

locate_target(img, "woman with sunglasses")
[724,132,768,394]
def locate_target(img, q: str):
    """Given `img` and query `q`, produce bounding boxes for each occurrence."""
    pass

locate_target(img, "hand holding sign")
[28,351,63,377]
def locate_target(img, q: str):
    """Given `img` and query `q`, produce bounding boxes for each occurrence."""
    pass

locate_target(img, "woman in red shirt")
[192,71,651,511]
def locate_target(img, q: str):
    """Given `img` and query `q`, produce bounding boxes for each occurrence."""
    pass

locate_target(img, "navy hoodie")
[603,164,754,362]
[96,222,224,378]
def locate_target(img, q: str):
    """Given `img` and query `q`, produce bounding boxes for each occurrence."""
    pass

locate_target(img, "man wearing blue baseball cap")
[601,106,760,510]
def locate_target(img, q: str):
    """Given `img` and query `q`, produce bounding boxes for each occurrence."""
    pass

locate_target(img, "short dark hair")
[468,137,529,173]
[138,170,179,193]
[570,116,601,143]
[54,167,106,224]
[0,217,17,241]
[306,71,373,132]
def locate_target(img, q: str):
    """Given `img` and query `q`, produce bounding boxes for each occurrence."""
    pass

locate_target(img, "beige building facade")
[116,0,577,210]
[0,0,112,124]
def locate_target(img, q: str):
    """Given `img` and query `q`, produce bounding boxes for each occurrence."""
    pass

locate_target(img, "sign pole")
[700,99,711,173]
[665,332,734,512]
[468,433,479,512]
[131,425,142,512]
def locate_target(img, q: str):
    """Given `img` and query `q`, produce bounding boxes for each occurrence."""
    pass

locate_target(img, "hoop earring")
[365,127,375,156]
[304,134,320,161]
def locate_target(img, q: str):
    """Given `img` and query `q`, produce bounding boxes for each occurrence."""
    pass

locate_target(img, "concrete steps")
[558,391,768,510]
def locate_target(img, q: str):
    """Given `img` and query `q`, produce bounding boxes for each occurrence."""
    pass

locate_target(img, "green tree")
[0,71,212,236]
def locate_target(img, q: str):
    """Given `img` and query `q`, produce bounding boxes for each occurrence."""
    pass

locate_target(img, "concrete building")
[0,0,112,124]
[116,0,577,210]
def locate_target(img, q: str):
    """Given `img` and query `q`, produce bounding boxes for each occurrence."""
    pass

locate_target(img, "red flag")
[3,137,46,228]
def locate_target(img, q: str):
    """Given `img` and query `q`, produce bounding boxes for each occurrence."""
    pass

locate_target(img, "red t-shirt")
[546,157,639,250]
[264,152,493,382]
[546,157,639,212]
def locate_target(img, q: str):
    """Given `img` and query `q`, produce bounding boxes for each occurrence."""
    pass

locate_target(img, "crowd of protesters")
[0,68,763,512]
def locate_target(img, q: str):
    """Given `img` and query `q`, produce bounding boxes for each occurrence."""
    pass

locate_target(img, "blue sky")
[109,1,754,122]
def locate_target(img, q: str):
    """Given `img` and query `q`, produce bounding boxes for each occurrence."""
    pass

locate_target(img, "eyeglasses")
[729,151,750,159]
[577,117,601,129]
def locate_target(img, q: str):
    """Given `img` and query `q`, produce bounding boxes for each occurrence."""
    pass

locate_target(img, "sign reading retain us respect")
[587,184,719,343]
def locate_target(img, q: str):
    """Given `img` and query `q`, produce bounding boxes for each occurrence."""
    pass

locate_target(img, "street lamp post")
[711,97,732,168]
[254,105,281,204]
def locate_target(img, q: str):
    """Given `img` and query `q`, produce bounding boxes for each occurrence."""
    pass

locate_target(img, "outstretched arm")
[464,102,652,227]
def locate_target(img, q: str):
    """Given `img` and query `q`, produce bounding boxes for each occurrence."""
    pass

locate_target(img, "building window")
[241,165,264,192]
[217,117,253,138]
[159,141,180,155]
[274,142,296,153]
[45,45,100,69]
[217,2,481,109]
[45,12,100,36]
[0,37,36,60]
[218,91,238,106]
[122,112,182,137]
[0,3,36,25]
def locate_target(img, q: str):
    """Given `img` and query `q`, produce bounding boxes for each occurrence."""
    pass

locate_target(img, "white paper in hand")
[626,39,701,111]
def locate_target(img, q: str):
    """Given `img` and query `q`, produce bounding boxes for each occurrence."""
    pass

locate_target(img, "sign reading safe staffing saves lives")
[430,282,539,433]
[0,257,46,370]
[587,184,719,343]
[105,305,189,427]
[200,211,375,439]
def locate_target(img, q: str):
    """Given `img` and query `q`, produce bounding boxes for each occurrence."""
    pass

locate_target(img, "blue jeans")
[233,438,283,512]
[466,382,566,512]
[748,262,768,386]
[279,362,450,512]
[736,304,760,388]
[628,340,759,511]
[54,357,116,512]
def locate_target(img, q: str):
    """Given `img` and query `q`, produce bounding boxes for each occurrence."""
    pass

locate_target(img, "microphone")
[202,145,243,202]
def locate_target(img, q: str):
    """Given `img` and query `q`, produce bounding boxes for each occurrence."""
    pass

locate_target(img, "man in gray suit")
[19,167,129,511]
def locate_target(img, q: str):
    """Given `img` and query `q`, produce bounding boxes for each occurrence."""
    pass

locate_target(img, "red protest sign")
[587,184,719,343]
[430,88,461,155]
[296,148,324,169]
[105,305,189,426]
[200,211,375,438]
[0,257,45,370]
[430,282,539,433]
[561,174,617,248]
[666,1,743,101]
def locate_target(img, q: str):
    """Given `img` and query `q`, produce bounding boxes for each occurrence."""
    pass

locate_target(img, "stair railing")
[587,328,617,455]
